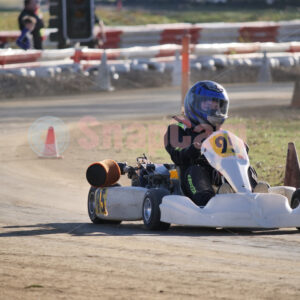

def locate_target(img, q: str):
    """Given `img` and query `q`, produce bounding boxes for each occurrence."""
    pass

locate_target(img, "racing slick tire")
[290,188,300,231]
[87,186,121,225]
[142,188,170,231]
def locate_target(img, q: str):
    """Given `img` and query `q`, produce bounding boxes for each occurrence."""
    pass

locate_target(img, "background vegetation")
[0,1,299,30]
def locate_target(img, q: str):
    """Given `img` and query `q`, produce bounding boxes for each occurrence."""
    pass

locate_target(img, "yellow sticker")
[95,188,108,216]
[169,169,179,179]
[209,132,244,158]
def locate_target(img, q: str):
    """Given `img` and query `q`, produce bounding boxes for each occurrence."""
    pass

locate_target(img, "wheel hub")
[143,197,152,223]
[88,191,96,214]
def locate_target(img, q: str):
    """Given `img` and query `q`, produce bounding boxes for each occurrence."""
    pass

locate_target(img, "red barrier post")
[73,49,82,64]
[181,34,190,114]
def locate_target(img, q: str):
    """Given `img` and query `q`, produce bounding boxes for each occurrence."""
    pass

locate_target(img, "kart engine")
[86,154,179,192]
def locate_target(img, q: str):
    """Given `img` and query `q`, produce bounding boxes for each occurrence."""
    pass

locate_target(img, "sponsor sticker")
[95,188,108,216]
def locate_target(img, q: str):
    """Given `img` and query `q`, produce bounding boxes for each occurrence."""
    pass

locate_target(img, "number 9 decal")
[215,136,227,153]
[210,133,239,157]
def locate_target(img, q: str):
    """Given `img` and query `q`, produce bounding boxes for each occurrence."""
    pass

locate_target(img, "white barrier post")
[172,50,181,87]
[258,51,272,83]
[96,51,113,91]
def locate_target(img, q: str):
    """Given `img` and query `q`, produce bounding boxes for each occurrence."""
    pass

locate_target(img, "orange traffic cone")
[73,49,81,64]
[284,142,300,188]
[40,126,62,158]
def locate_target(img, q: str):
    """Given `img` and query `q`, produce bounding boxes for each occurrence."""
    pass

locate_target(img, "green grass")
[246,118,300,186]
[99,8,174,26]
[222,107,300,186]
[24,284,44,289]
[164,8,300,23]
[0,11,20,31]
[0,6,299,31]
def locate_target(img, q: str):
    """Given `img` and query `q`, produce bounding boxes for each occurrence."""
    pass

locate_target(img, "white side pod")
[95,186,148,221]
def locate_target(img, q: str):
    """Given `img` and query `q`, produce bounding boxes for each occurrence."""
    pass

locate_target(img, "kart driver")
[164,80,265,207]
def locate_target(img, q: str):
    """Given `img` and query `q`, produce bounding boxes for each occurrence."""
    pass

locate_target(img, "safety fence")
[1,20,299,49]
[0,51,299,84]
[1,41,300,67]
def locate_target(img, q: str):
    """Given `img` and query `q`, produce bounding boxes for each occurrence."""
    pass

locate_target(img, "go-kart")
[86,129,300,231]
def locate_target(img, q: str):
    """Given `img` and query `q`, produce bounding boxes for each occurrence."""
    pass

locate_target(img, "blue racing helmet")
[184,80,229,127]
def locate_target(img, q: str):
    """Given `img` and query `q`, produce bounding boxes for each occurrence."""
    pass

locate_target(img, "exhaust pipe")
[86,159,121,187]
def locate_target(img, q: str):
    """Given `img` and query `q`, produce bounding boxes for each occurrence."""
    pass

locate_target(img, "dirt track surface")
[1,83,300,299]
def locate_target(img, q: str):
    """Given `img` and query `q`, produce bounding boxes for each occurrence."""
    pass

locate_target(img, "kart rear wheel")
[142,188,170,231]
[290,188,300,231]
[87,186,121,225]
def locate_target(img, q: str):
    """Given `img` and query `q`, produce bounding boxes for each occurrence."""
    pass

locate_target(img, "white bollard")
[96,51,114,91]
[172,50,181,86]
[258,51,272,83]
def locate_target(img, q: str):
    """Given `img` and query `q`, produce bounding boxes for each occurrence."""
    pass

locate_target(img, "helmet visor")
[191,94,228,119]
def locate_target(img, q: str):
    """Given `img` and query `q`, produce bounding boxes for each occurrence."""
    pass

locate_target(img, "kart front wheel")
[290,188,300,231]
[87,186,121,225]
[142,189,170,231]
